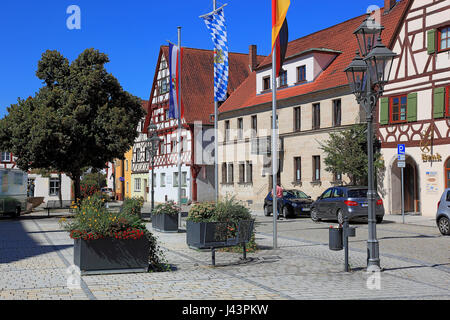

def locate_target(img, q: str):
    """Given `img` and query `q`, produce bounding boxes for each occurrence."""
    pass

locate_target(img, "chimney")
[384,0,397,12]
[249,45,257,72]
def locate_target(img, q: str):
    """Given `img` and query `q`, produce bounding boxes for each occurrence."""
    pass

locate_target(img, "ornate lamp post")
[345,14,396,272]
[147,122,162,212]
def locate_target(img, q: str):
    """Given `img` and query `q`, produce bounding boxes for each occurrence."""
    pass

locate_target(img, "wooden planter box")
[152,213,179,233]
[73,237,150,275]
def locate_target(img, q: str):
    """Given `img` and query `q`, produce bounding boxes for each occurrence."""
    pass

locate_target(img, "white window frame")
[1,152,11,162]
[49,177,60,196]
[134,178,141,192]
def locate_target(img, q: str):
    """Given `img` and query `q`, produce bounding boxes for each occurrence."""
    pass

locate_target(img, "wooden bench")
[202,220,254,266]
[44,200,74,216]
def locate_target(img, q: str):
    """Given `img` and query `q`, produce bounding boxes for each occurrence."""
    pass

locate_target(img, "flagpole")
[272,46,278,249]
[177,26,182,228]
[213,0,219,203]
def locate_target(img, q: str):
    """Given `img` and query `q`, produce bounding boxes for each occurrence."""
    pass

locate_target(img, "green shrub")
[152,201,179,216]
[215,196,252,223]
[122,197,144,217]
[60,194,168,272]
[187,196,256,253]
[186,202,217,222]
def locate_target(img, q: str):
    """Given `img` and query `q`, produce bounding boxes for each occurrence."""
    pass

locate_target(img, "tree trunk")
[72,173,81,202]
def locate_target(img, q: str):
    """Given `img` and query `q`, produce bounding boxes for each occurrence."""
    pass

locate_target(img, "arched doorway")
[391,155,419,214]
[445,158,450,189]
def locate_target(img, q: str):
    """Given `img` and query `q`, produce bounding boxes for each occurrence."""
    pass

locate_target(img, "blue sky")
[0,0,385,118]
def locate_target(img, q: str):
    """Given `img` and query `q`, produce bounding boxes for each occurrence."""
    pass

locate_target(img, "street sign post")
[397,144,405,223]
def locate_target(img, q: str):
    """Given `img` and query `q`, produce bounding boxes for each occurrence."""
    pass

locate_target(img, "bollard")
[211,248,216,266]
[343,216,356,272]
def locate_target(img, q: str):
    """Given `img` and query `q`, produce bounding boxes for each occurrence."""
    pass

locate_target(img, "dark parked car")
[264,189,313,218]
[310,186,385,224]
[436,188,450,236]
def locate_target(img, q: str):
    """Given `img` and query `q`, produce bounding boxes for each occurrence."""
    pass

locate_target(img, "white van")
[0,168,28,217]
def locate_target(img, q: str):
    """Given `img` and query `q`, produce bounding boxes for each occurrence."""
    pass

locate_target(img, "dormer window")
[279,70,287,87]
[297,65,306,83]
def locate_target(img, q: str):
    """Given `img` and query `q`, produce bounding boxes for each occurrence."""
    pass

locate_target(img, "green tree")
[81,170,107,189]
[0,49,145,200]
[319,124,384,185]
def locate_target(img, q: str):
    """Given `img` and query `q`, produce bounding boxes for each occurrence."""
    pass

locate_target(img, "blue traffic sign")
[397,144,406,155]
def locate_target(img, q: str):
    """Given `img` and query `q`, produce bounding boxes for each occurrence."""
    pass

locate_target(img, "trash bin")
[329,226,343,251]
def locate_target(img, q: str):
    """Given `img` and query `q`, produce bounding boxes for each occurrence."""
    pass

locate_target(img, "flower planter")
[73,237,150,275]
[152,213,179,233]
[186,220,221,249]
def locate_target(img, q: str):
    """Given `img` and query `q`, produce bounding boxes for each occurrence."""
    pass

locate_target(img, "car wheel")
[282,206,290,219]
[264,206,271,217]
[311,208,320,222]
[337,210,344,225]
[438,216,450,236]
[376,216,383,224]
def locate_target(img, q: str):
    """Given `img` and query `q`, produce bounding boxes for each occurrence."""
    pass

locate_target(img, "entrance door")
[403,163,417,213]
[391,156,419,214]
[143,179,148,202]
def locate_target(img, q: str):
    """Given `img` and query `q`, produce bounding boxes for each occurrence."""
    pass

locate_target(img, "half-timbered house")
[131,101,150,200]
[143,46,265,204]
[377,0,450,217]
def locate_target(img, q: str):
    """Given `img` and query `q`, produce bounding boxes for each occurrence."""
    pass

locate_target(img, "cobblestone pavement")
[0,211,449,300]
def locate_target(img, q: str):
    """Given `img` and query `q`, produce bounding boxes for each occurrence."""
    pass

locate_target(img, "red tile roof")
[144,46,266,130]
[141,100,150,114]
[219,0,411,115]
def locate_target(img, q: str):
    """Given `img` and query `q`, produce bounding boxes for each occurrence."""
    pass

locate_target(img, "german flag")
[272,0,290,77]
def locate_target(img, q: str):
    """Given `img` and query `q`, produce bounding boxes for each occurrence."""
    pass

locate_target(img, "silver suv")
[436,188,450,236]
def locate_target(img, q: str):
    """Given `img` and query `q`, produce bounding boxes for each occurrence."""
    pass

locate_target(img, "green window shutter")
[407,92,417,122]
[379,97,389,125]
[433,87,445,119]
[427,29,436,55]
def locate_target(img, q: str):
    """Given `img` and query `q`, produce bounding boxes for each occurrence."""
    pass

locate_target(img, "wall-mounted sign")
[422,153,442,163]
[425,171,439,194]
[397,144,406,155]
[420,124,433,154]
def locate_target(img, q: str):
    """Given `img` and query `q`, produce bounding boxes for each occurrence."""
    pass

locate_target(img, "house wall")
[150,165,191,204]
[131,172,148,200]
[124,148,133,199]
[28,173,72,203]
[218,92,362,210]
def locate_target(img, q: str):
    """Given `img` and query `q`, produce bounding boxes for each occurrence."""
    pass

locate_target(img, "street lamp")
[147,122,162,212]
[345,15,396,272]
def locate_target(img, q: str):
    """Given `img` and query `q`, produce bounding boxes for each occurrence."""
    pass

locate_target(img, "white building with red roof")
[143,45,265,204]
[217,0,411,213]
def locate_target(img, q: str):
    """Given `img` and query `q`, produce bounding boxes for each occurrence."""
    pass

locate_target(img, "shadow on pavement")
[382,263,450,272]
[0,215,72,264]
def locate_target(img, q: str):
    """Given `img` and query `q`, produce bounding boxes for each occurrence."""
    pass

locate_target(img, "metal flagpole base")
[367,240,381,272]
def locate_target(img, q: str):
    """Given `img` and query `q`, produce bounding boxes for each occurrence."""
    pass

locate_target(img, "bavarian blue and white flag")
[168,43,183,120]
[202,7,229,102]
